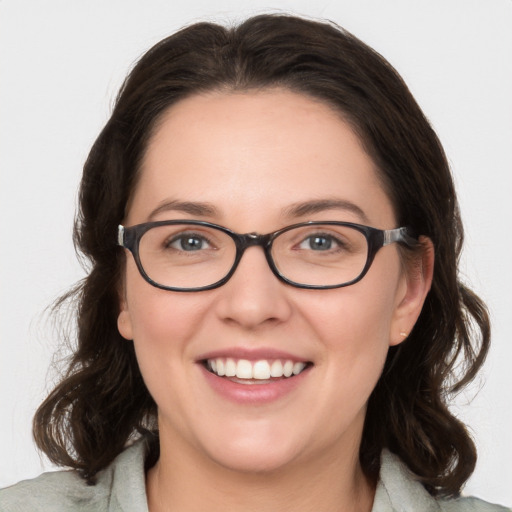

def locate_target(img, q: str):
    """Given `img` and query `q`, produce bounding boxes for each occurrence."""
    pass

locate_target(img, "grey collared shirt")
[1,440,509,511]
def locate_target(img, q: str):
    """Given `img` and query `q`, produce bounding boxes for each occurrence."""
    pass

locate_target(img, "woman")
[1,14,509,512]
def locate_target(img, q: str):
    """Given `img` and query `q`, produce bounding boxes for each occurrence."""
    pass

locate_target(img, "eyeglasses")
[117,220,417,292]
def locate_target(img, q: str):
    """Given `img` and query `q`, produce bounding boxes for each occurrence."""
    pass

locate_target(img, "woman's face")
[118,90,428,473]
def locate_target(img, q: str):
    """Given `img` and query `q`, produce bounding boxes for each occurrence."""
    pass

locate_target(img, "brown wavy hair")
[33,14,490,496]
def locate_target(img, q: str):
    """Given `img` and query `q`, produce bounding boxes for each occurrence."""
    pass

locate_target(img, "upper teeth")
[207,358,307,380]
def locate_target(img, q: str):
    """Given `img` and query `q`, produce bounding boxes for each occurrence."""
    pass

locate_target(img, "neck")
[146,433,375,512]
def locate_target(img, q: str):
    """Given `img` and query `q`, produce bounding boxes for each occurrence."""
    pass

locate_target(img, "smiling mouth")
[203,358,311,382]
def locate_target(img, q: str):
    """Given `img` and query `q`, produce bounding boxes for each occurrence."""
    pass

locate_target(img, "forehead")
[128,89,395,228]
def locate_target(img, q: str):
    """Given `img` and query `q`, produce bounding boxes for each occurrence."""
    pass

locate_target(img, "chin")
[206,443,302,475]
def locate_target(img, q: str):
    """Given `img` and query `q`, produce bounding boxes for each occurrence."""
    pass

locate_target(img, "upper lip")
[196,347,311,363]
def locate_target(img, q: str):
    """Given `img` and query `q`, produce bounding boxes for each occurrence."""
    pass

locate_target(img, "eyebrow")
[148,198,369,223]
[283,198,369,223]
[148,200,219,220]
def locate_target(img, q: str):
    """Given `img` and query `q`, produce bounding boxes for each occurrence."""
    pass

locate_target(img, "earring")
[399,331,408,338]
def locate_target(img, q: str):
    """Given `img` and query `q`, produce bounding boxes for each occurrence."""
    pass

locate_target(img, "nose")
[213,245,293,329]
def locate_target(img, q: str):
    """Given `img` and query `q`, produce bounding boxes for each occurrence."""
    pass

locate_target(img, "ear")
[389,236,434,346]
[117,289,134,341]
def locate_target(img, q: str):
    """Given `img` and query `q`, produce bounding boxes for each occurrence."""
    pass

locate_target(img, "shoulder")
[0,438,149,512]
[439,496,511,512]
[0,469,110,512]
[374,450,511,512]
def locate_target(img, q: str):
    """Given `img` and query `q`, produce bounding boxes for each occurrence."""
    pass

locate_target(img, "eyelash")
[165,232,213,251]
[297,232,347,250]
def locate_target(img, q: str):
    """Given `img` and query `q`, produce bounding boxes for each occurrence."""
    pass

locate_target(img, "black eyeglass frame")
[118,220,418,292]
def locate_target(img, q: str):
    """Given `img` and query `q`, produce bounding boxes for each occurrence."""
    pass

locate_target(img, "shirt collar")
[108,439,440,512]
[372,449,440,512]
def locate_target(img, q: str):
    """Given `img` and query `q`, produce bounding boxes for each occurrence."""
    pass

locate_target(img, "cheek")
[305,284,398,347]
[121,260,212,366]
[285,274,402,449]
[300,258,403,374]
[122,271,214,422]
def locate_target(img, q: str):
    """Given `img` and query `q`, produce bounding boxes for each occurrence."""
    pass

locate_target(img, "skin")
[117,89,433,512]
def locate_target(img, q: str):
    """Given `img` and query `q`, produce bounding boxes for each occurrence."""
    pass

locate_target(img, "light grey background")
[1,0,511,505]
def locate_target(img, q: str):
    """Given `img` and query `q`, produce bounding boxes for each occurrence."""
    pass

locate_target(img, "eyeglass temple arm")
[118,225,125,247]
[383,227,418,247]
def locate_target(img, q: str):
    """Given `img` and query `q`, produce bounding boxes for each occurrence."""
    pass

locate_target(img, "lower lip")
[199,364,311,404]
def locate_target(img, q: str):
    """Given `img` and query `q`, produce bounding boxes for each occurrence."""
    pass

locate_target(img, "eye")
[167,233,212,251]
[298,234,339,251]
